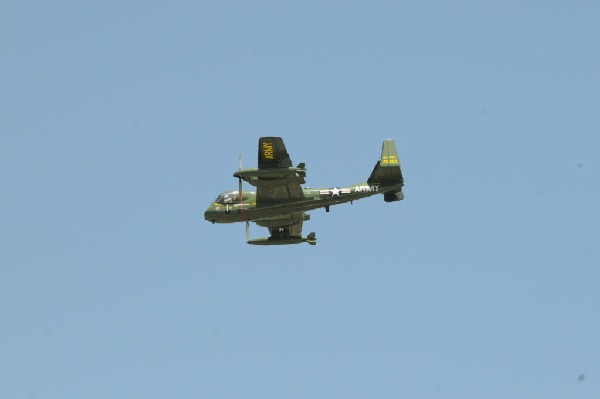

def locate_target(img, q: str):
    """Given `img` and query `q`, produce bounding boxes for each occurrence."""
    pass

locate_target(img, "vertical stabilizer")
[368,139,404,201]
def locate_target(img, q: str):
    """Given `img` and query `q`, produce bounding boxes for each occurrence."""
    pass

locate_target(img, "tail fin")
[368,139,405,202]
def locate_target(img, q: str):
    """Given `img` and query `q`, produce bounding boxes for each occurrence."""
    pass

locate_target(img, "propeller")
[238,153,243,205]
[239,153,248,243]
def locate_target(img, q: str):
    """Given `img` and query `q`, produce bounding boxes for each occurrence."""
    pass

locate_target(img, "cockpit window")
[214,191,240,205]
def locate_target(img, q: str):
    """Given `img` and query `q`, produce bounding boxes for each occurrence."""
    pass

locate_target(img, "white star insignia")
[330,187,341,197]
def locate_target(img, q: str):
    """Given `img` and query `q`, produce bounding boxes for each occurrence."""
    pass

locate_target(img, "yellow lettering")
[382,155,398,165]
[263,142,274,159]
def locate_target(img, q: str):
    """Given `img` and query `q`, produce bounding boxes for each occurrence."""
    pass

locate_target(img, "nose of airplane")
[204,207,215,223]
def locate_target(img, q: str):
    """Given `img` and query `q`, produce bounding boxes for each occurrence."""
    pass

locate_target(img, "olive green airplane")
[204,137,404,245]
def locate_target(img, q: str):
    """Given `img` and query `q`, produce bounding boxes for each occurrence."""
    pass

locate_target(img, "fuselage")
[204,181,401,224]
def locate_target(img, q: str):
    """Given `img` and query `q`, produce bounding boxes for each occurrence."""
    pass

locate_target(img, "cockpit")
[214,191,241,205]
[205,189,256,224]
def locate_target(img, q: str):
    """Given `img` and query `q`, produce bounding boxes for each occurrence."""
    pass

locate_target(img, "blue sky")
[1,1,599,398]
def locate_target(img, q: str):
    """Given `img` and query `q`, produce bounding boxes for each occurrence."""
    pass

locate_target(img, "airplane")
[204,137,404,245]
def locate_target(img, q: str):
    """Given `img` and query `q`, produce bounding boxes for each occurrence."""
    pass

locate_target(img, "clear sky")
[1,1,599,398]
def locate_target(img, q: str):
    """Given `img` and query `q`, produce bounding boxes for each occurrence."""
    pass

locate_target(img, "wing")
[235,137,306,204]
[258,137,292,169]
[256,177,304,204]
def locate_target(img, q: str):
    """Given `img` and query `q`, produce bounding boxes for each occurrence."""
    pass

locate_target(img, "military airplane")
[204,137,404,245]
